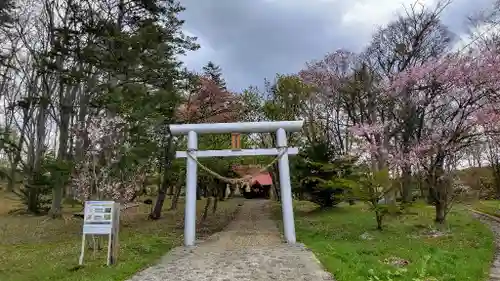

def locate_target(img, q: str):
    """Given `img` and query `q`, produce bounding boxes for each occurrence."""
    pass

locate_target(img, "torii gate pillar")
[170,121,302,246]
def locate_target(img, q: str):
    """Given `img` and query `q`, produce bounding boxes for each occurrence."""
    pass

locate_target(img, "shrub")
[293,142,360,208]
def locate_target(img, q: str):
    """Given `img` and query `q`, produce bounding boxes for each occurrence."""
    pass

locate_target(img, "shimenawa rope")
[185,147,288,192]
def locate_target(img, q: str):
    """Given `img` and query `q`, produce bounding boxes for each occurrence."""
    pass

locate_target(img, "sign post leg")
[184,130,198,246]
[276,128,296,243]
[79,234,86,265]
[112,203,120,264]
[106,233,112,266]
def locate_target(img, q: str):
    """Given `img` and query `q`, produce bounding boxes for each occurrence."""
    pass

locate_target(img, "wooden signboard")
[231,133,241,150]
[79,201,120,266]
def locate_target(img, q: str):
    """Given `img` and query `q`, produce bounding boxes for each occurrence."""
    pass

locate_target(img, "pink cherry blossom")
[71,114,148,203]
[300,46,500,170]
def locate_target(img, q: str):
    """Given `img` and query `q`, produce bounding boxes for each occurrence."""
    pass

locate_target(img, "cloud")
[179,0,494,91]
[179,31,215,71]
[452,22,500,51]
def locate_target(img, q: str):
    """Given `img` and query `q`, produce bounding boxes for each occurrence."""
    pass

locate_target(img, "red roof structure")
[232,164,273,186]
[251,174,273,186]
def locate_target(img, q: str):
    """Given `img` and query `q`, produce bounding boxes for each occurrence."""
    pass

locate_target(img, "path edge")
[155,199,247,265]
[469,208,500,281]
[270,201,336,280]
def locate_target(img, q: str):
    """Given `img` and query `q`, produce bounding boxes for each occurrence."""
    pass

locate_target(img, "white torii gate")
[170,120,303,246]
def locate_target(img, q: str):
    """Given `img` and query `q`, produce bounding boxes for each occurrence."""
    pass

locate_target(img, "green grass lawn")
[471,200,500,218]
[0,195,243,281]
[274,201,494,281]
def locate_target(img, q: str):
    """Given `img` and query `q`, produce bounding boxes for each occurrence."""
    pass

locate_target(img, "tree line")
[1,0,500,230]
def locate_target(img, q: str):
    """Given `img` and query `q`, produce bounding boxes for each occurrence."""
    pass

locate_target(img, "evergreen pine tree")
[202,61,227,90]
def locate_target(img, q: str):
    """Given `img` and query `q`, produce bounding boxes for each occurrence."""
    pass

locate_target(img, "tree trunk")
[401,164,412,203]
[28,92,49,213]
[375,211,383,230]
[435,200,446,224]
[167,185,174,196]
[492,161,500,199]
[50,182,63,218]
[27,184,40,214]
[197,185,202,200]
[169,182,183,211]
[149,133,174,220]
[7,109,30,192]
[270,165,280,201]
[74,89,90,163]
[6,165,16,192]
[212,188,219,213]
[218,185,226,201]
[228,184,235,198]
[150,168,169,219]
[50,86,74,218]
[202,196,212,221]
[428,157,447,223]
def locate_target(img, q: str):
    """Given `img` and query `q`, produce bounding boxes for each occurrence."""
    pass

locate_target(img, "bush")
[293,142,360,208]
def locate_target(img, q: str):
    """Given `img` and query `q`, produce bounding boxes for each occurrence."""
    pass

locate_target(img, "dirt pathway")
[471,211,500,281]
[126,199,334,281]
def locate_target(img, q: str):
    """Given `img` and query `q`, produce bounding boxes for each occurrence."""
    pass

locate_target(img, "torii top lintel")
[169,121,304,136]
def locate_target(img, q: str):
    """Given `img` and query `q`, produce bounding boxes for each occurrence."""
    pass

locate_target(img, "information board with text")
[79,200,120,266]
[83,201,115,235]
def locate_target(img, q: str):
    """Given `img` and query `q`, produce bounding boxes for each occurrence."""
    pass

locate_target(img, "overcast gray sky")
[178,0,494,92]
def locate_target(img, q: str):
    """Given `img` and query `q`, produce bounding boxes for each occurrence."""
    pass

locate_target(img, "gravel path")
[471,211,500,281]
[126,199,334,281]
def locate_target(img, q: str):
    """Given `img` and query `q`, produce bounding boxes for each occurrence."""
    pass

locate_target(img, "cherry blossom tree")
[300,38,500,224]
[177,76,244,123]
[72,115,150,203]
[352,49,500,223]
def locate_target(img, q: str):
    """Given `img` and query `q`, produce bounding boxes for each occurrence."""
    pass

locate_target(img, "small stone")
[360,232,374,240]
[382,256,410,267]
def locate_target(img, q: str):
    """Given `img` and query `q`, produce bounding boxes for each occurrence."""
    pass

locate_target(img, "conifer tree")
[202,61,227,90]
